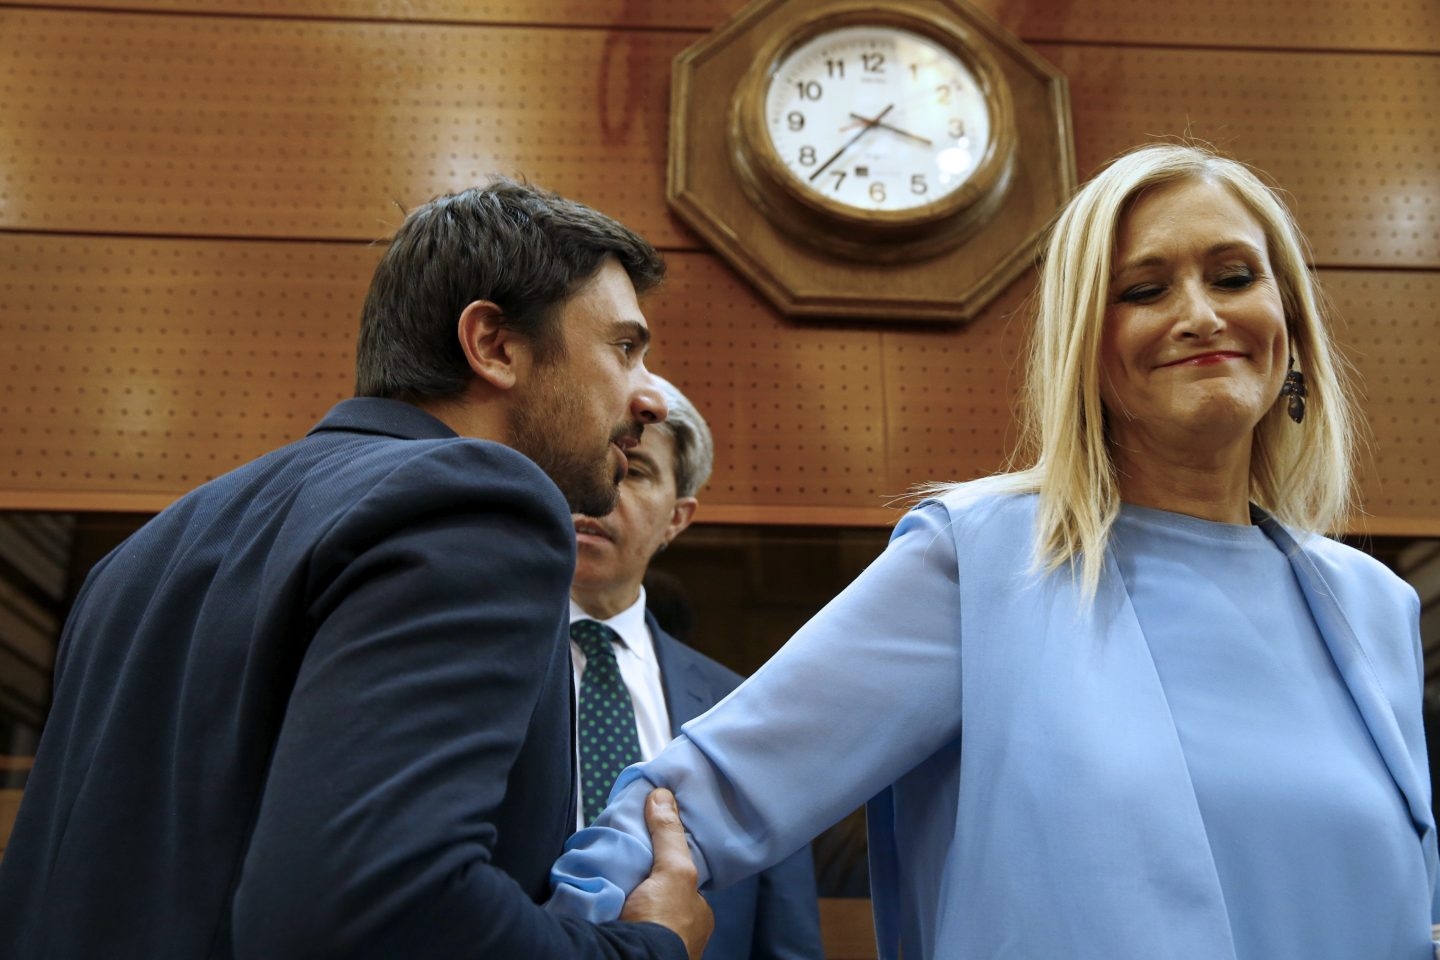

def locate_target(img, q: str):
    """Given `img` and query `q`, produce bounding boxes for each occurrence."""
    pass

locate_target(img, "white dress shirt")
[569,588,670,829]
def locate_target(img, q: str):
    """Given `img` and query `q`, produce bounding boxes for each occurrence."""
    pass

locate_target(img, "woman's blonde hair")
[934,142,1358,594]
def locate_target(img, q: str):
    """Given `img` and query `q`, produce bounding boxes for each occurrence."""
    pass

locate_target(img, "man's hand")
[620,789,713,960]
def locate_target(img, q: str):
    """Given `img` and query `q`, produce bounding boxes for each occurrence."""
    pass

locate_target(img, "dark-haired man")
[0,181,710,960]
[567,378,824,960]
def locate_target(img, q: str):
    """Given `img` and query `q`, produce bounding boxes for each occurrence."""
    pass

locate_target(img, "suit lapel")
[646,612,712,734]
[1257,513,1430,833]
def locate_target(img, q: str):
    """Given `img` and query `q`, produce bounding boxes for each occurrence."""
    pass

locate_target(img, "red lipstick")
[1161,351,1245,368]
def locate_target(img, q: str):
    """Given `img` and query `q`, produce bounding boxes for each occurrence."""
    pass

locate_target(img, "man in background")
[569,377,824,960]
[0,181,709,960]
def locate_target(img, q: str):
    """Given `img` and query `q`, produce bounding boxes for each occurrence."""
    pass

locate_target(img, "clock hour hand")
[848,112,932,146]
[808,103,895,182]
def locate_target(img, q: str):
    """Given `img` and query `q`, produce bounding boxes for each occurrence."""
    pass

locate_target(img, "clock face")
[762,24,994,216]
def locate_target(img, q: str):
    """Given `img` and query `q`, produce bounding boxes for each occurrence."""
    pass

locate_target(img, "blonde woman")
[549,143,1439,960]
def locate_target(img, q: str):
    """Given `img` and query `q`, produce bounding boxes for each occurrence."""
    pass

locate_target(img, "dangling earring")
[1278,356,1307,424]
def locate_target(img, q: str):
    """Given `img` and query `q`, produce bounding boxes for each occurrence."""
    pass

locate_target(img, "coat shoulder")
[1292,530,1418,610]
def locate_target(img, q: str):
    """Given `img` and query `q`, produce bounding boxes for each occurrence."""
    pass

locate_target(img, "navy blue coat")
[0,398,683,960]
[648,613,823,960]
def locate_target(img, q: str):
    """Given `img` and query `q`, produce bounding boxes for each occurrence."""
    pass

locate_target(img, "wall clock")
[731,8,1016,261]
[669,0,1074,323]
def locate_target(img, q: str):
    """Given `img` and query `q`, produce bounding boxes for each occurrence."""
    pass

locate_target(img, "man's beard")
[509,370,626,518]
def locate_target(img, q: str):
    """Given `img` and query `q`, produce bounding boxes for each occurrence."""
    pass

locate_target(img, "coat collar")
[1251,508,1431,836]
[307,397,457,442]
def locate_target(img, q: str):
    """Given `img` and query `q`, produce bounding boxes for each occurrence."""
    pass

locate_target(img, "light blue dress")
[1111,504,1430,959]
[549,490,1437,959]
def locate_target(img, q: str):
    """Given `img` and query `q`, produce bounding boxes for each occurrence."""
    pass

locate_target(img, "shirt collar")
[568,588,655,662]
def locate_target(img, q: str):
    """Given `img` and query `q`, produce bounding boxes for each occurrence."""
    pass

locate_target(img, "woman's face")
[1099,177,1289,459]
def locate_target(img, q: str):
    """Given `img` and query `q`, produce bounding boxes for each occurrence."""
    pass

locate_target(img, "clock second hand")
[808,103,895,183]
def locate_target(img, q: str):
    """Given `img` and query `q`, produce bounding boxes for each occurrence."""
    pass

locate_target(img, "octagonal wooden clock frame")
[669,0,1076,323]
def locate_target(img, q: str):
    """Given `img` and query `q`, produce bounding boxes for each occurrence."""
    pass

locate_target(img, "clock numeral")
[829,170,847,192]
[825,59,845,79]
[936,84,951,105]
[797,80,823,100]
[911,173,928,195]
[787,111,805,132]
[948,118,966,139]
[869,181,887,203]
[909,63,919,80]
[861,52,885,73]
[798,145,817,166]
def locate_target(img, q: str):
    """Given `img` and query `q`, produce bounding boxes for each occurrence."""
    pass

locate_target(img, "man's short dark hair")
[354,178,665,402]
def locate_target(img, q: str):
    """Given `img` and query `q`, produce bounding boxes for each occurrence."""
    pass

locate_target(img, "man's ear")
[662,497,699,548]
[457,299,524,391]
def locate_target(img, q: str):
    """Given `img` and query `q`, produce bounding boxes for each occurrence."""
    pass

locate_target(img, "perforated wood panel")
[1038,43,1440,268]
[1007,0,1440,51]
[1328,271,1440,533]
[0,9,690,246]
[2,0,748,30]
[880,280,1032,494]
[0,240,894,515]
[644,259,888,521]
[11,0,1438,52]
[3,9,1436,270]
[0,235,369,508]
[1,1,1438,533]
[7,229,1433,531]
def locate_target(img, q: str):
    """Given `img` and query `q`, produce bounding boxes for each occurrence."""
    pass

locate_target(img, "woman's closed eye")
[1213,267,1258,290]
[1116,283,1164,304]
[1115,267,1259,304]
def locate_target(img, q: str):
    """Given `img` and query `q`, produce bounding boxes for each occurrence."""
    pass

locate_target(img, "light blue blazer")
[550,489,1439,959]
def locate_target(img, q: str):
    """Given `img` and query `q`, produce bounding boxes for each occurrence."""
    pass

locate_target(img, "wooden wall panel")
[1038,43,1440,268]
[1004,0,1440,52]
[0,0,1436,533]
[0,234,367,508]
[8,0,1437,53]
[5,231,1436,533]
[0,0,747,30]
[0,787,23,864]
[643,264,891,521]
[1329,271,1440,534]
[879,281,1031,495]
[0,9,692,246]
[2,8,1436,269]
[0,234,893,516]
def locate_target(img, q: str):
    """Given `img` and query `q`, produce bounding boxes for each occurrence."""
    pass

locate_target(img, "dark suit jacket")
[0,398,683,960]
[648,613,824,960]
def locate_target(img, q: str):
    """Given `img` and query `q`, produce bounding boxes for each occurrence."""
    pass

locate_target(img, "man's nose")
[631,370,668,424]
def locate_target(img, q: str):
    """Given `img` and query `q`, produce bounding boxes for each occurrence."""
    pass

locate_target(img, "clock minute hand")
[809,103,895,182]
[849,112,932,146]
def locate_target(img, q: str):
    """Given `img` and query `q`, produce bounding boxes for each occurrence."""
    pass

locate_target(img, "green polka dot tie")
[573,619,644,825]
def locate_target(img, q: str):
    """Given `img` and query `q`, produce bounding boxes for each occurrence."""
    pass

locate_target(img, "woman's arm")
[550,500,965,921]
